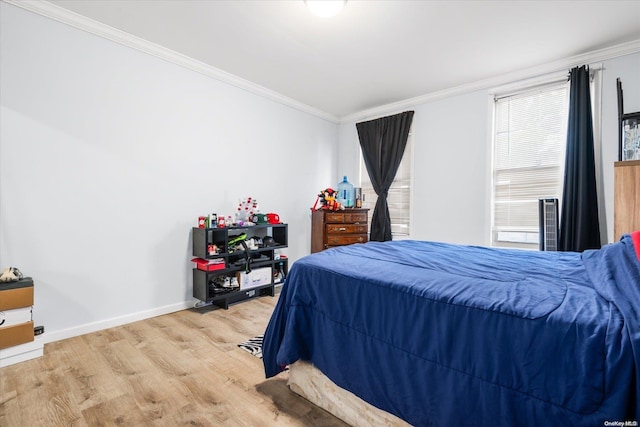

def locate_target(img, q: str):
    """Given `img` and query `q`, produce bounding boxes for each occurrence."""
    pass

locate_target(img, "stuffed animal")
[314,188,344,211]
[0,267,23,282]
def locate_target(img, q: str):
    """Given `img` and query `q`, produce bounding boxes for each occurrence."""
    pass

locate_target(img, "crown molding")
[2,0,341,123]
[341,39,640,124]
[5,0,639,125]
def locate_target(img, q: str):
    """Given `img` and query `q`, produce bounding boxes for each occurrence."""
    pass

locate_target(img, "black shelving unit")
[191,223,288,309]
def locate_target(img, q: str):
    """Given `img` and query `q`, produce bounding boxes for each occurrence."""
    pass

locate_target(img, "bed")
[262,232,640,426]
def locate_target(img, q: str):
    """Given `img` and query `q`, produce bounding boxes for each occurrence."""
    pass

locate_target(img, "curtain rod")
[492,63,604,100]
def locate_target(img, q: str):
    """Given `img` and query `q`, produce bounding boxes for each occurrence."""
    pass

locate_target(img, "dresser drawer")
[326,234,368,246]
[326,224,368,234]
[0,285,33,311]
[0,321,34,349]
[312,208,369,253]
[326,212,368,223]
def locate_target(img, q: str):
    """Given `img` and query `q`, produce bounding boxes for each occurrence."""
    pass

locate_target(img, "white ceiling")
[34,1,640,120]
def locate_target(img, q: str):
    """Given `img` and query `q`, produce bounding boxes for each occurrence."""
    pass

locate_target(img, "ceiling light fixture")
[305,0,346,18]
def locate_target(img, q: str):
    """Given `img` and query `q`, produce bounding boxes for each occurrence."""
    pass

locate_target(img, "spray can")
[354,187,362,208]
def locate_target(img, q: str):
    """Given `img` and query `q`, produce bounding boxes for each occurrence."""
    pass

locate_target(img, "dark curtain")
[559,65,601,252]
[356,111,414,241]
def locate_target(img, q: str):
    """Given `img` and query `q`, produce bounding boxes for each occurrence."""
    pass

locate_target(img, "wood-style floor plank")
[0,292,348,426]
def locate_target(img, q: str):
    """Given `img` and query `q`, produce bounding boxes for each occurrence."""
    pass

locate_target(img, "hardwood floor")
[0,292,348,426]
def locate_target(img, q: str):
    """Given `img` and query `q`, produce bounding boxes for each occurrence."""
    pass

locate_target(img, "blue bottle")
[337,176,355,208]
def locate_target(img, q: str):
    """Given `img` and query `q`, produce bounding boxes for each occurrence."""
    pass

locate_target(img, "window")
[492,83,568,249]
[359,129,413,237]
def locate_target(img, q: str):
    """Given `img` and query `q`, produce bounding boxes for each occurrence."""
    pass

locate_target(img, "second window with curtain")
[492,82,569,249]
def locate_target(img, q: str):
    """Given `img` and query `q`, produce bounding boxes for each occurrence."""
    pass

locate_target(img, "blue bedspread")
[263,236,640,426]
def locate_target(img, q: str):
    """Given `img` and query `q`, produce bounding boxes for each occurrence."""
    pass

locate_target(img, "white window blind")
[360,130,412,237]
[492,83,568,248]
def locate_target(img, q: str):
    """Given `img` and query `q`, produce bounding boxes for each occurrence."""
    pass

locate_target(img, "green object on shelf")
[228,233,247,246]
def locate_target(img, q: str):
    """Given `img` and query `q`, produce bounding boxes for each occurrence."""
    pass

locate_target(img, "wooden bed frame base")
[287,361,410,426]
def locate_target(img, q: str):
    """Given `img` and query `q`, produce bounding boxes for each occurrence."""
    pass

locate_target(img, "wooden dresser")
[614,160,640,239]
[0,278,34,350]
[311,209,369,253]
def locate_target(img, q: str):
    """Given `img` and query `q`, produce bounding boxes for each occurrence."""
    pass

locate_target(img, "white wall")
[338,52,640,246]
[0,3,338,341]
[410,91,491,245]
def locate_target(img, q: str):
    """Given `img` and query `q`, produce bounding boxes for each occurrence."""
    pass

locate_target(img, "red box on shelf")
[191,258,226,271]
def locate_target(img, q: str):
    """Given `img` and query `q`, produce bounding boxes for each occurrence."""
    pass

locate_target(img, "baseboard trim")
[40,300,194,345]
[0,339,44,367]
[0,300,194,367]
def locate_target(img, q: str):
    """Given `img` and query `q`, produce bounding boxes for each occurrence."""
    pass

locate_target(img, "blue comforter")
[263,236,640,426]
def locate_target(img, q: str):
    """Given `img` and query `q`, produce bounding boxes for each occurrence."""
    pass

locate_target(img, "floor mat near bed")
[238,335,263,358]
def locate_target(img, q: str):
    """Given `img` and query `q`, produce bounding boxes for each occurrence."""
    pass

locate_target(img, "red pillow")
[631,230,640,261]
